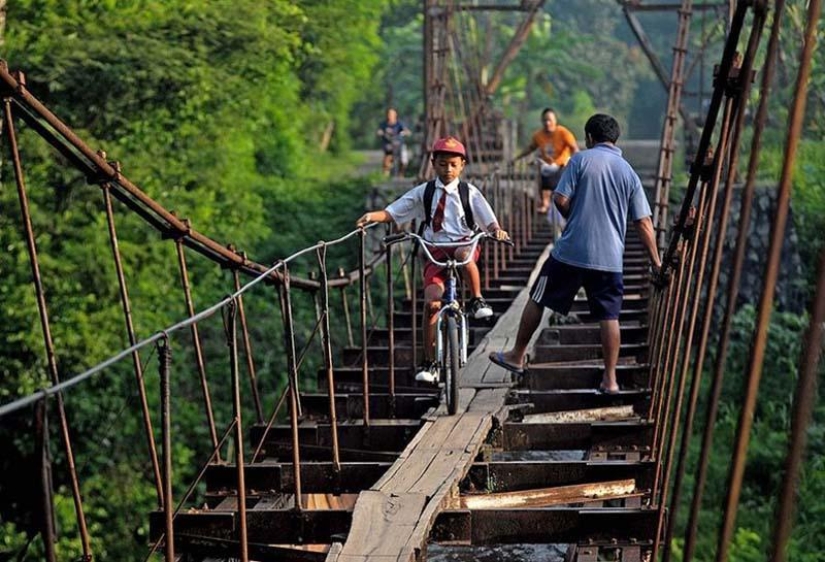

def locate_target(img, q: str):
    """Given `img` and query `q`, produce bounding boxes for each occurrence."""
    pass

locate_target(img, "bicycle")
[383,230,512,414]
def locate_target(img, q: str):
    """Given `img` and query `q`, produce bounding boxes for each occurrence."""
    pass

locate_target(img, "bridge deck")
[148,213,657,562]
[331,246,546,561]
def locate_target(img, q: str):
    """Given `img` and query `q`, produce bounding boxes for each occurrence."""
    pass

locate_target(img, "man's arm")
[634,216,661,268]
[553,192,571,219]
[566,130,580,155]
[356,210,393,228]
[512,139,538,162]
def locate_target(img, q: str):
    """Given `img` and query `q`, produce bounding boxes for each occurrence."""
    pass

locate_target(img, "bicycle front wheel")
[445,315,461,415]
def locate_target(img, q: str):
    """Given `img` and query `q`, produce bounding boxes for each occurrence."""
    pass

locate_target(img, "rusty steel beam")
[277,265,304,512]
[158,339,175,562]
[769,247,825,562]
[0,61,386,291]
[431,507,657,544]
[298,392,439,420]
[260,444,401,463]
[251,419,422,453]
[205,462,393,495]
[2,96,93,559]
[149,509,352,545]
[465,460,656,493]
[225,302,250,561]
[175,238,222,457]
[507,389,649,414]
[622,1,727,11]
[34,399,57,562]
[682,3,784,556]
[659,1,749,274]
[714,0,822,559]
[458,479,637,509]
[173,534,328,562]
[102,184,168,499]
[498,420,654,451]
[232,267,264,424]
[651,0,693,249]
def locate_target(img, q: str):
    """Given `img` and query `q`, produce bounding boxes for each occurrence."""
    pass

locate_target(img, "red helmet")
[431,136,466,158]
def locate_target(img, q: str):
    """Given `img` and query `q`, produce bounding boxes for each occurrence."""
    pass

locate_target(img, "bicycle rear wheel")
[445,315,460,415]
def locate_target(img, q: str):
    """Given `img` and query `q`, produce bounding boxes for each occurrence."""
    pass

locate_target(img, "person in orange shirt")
[512,108,579,214]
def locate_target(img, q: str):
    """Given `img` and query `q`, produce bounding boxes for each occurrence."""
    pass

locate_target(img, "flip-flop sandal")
[598,383,621,395]
[488,351,525,376]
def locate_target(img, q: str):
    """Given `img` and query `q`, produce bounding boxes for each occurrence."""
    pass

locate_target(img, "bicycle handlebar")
[383,231,513,268]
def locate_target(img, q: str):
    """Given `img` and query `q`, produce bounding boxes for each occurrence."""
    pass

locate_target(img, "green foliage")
[765,1,825,137]
[669,305,824,562]
[0,1,392,560]
[755,139,825,297]
[500,3,655,142]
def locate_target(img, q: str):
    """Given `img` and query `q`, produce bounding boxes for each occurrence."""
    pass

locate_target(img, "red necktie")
[432,189,447,232]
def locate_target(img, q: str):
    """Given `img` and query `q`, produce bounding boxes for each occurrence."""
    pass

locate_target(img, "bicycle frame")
[383,230,503,414]
[389,231,487,367]
[433,266,469,368]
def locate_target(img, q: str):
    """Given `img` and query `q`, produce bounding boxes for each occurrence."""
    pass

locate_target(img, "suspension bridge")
[0,1,822,561]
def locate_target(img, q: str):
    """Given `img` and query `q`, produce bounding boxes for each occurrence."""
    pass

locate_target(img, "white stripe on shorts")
[532,275,547,303]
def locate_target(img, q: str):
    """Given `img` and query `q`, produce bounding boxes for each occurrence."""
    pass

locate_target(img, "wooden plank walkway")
[327,243,552,562]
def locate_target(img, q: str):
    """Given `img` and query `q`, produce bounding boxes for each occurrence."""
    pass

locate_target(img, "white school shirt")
[385,177,497,243]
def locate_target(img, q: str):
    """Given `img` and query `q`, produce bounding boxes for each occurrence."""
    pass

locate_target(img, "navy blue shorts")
[530,255,624,320]
[540,165,564,191]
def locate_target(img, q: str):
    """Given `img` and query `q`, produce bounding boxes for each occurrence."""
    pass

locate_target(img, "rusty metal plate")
[431,507,657,545]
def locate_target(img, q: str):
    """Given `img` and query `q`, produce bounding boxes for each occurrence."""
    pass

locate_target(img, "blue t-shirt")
[551,143,651,272]
[378,121,408,151]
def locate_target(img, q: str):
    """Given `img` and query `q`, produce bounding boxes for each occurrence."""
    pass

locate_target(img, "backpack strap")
[419,179,476,233]
[418,179,437,237]
[458,180,475,231]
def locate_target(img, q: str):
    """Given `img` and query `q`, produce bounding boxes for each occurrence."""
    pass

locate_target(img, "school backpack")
[420,179,476,232]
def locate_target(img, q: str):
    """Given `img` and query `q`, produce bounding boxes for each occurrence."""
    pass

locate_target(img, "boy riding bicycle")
[356,136,509,383]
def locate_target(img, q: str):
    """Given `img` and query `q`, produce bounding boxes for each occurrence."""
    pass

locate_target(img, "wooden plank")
[407,415,490,495]
[383,246,556,559]
[368,419,435,490]
[379,413,487,494]
[466,388,510,413]
[459,479,636,509]
[304,494,359,510]
[337,491,427,558]
[522,405,635,423]
[463,241,552,387]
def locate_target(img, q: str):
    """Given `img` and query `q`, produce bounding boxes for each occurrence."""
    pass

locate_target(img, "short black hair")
[541,107,556,119]
[584,114,620,144]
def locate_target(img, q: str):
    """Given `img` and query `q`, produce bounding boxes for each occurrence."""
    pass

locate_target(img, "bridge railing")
[644,2,823,561]
[0,57,542,559]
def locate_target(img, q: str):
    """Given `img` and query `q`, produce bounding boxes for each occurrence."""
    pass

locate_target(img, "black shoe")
[415,361,439,384]
[468,297,493,319]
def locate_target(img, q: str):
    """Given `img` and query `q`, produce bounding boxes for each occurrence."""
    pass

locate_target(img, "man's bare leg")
[600,319,620,392]
[497,299,544,368]
[537,190,551,212]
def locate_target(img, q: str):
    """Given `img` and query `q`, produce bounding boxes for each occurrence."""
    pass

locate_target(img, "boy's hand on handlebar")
[491,228,510,242]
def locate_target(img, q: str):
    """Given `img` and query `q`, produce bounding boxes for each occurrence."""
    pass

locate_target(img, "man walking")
[512,108,579,215]
[490,114,661,393]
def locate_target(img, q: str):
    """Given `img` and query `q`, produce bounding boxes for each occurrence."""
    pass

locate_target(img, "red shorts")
[422,244,481,288]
